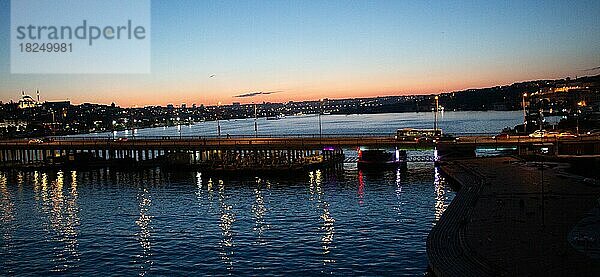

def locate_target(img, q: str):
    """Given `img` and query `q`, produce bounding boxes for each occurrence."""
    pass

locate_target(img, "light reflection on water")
[33,171,81,273]
[434,167,451,223]
[308,170,336,271]
[135,188,152,276]
[0,172,15,275]
[252,177,270,245]
[218,179,235,272]
[0,158,454,276]
[395,168,404,219]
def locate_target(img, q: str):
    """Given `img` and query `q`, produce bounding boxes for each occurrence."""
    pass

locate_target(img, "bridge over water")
[0,134,598,168]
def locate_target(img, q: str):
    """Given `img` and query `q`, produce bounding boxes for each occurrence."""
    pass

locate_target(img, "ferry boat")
[266,114,285,120]
[357,147,406,169]
[395,128,442,141]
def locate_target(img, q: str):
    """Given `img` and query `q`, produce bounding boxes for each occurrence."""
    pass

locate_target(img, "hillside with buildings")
[0,74,598,138]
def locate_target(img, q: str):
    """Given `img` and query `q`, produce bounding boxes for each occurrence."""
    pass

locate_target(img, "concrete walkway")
[428,156,600,276]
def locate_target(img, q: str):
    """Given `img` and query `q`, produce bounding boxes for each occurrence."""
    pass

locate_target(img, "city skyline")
[1,0,599,106]
[4,73,598,108]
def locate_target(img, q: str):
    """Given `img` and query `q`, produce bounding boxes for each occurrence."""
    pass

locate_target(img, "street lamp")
[522,93,528,133]
[319,99,324,139]
[576,110,580,136]
[538,108,544,132]
[434,96,439,133]
[576,101,585,135]
[112,120,117,140]
[217,102,221,138]
[254,102,258,138]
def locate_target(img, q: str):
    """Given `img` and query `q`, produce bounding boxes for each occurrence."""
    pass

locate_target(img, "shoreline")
[5,110,521,139]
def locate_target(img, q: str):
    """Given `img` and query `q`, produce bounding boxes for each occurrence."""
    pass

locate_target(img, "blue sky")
[0,0,599,106]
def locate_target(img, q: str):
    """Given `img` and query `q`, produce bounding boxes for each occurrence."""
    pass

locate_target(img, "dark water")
[77,111,522,138]
[1,111,521,275]
[0,163,453,276]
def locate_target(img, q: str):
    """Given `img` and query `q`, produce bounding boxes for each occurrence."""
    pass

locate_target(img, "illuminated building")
[18,90,39,109]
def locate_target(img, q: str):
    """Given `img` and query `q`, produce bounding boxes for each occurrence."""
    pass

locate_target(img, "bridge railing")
[2,134,598,147]
[455,135,600,144]
[51,133,397,141]
[50,131,499,141]
[0,137,403,149]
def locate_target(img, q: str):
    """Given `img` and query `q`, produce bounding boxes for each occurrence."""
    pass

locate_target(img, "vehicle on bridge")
[492,133,510,140]
[437,134,458,143]
[395,128,442,141]
[558,132,577,138]
[528,130,560,138]
[586,129,600,136]
[27,139,43,144]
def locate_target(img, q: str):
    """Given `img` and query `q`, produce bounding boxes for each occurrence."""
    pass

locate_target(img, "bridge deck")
[1,135,598,150]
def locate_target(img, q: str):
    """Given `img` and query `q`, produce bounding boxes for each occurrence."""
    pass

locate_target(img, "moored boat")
[357,148,406,169]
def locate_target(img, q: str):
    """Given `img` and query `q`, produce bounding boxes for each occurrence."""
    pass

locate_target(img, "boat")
[266,114,285,120]
[395,128,442,141]
[357,148,406,169]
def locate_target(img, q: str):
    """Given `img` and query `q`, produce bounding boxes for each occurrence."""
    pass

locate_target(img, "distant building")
[491,103,509,110]
[0,120,28,131]
[18,91,38,109]
[43,101,70,110]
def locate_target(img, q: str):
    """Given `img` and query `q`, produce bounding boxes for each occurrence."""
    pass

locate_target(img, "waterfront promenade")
[429,157,600,276]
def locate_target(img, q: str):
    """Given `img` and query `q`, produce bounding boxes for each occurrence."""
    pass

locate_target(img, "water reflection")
[218,179,235,272]
[252,178,269,244]
[357,171,365,205]
[195,174,237,272]
[64,172,80,265]
[0,172,15,274]
[0,162,456,275]
[196,172,203,193]
[17,172,24,189]
[135,188,153,276]
[395,168,404,217]
[0,172,14,226]
[195,172,204,205]
[33,170,81,272]
[309,170,336,269]
[434,167,449,223]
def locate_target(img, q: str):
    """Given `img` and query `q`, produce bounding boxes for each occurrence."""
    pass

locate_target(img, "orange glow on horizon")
[50,79,512,107]
[8,71,579,107]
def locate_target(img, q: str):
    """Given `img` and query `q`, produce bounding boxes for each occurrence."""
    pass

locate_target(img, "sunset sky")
[0,0,599,107]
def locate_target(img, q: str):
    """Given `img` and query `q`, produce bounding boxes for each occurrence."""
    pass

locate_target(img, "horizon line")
[3,73,597,108]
